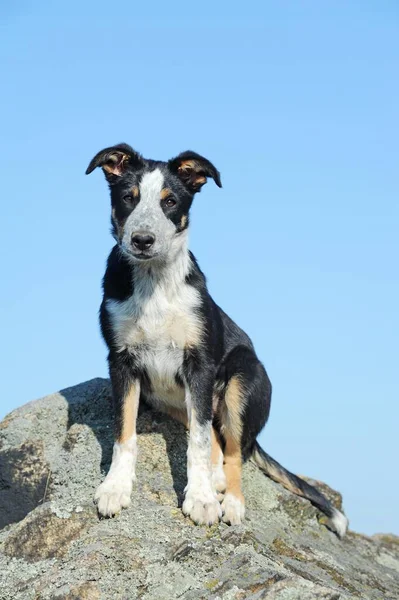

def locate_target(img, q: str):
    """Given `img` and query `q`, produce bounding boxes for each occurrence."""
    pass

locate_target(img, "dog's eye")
[123,194,132,203]
[164,197,176,208]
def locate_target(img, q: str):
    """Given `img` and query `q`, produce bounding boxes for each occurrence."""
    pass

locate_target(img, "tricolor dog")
[86,143,348,537]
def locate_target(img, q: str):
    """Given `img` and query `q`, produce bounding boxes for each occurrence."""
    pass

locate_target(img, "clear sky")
[1,2,398,536]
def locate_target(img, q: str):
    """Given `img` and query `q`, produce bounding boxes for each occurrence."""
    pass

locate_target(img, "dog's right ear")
[85,143,143,182]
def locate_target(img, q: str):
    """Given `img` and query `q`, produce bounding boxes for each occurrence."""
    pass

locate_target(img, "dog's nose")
[131,232,155,251]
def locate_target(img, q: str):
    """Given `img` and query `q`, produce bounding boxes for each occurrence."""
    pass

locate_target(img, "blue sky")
[1,2,398,535]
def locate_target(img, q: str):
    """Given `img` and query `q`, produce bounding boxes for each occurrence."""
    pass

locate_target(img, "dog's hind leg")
[216,346,271,525]
[222,430,245,524]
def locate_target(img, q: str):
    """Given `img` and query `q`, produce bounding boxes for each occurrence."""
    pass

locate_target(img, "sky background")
[1,1,398,536]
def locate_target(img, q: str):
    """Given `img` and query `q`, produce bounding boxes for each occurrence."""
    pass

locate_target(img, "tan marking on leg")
[119,381,140,443]
[211,427,226,497]
[95,380,140,517]
[222,434,245,524]
[224,437,244,500]
[219,375,245,443]
[219,376,246,523]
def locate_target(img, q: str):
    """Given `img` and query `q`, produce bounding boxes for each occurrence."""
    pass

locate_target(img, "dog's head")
[86,143,221,263]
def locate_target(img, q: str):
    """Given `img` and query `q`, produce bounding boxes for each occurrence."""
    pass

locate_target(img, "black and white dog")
[86,143,348,537]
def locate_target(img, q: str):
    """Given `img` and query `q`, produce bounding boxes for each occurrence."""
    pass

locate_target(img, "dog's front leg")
[95,352,140,517]
[182,363,222,525]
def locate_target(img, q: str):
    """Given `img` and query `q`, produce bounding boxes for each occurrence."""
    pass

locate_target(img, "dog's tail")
[251,441,348,538]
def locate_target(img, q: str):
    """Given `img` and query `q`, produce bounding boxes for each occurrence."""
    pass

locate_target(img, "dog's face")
[86,144,221,263]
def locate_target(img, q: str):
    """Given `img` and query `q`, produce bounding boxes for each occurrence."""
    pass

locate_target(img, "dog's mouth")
[131,252,154,261]
[119,244,158,262]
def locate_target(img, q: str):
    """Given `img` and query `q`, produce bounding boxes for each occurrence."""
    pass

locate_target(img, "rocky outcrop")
[0,378,398,599]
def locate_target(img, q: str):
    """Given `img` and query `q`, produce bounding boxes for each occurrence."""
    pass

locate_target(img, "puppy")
[86,144,348,537]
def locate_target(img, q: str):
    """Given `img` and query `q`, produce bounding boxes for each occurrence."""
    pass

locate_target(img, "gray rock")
[0,378,397,600]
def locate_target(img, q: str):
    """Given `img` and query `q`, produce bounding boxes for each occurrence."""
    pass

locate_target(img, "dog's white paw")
[221,493,245,525]
[94,477,133,517]
[183,489,222,525]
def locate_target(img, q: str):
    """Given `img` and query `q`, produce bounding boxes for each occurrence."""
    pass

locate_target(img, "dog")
[85,143,348,537]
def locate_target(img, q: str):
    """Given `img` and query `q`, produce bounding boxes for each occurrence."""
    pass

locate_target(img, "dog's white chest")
[106,279,202,407]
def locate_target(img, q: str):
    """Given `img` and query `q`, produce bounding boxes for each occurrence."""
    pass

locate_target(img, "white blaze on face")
[139,169,165,214]
[122,168,176,258]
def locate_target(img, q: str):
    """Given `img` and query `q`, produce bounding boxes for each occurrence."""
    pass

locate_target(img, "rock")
[40,582,101,600]
[4,504,96,561]
[0,441,50,529]
[0,378,398,600]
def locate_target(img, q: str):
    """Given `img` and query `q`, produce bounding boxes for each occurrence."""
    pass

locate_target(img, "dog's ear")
[168,151,222,192]
[85,143,143,181]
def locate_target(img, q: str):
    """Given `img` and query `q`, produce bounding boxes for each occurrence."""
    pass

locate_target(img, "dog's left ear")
[168,151,222,192]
